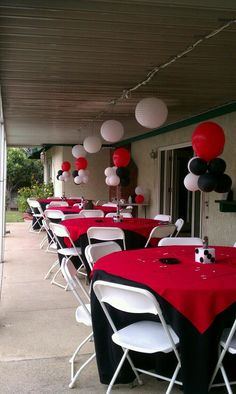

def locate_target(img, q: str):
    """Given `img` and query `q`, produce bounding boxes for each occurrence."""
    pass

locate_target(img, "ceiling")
[0,0,236,147]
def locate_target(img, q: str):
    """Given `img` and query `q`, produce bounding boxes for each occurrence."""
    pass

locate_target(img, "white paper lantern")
[104,167,116,177]
[101,120,124,142]
[135,186,144,195]
[83,136,102,153]
[72,144,87,158]
[74,175,82,185]
[183,173,200,192]
[135,97,168,129]
[109,175,120,186]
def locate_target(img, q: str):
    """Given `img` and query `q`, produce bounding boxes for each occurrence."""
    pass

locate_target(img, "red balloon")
[113,148,131,167]
[75,157,88,170]
[192,121,225,161]
[135,194,144,204]
[61,161,71,171]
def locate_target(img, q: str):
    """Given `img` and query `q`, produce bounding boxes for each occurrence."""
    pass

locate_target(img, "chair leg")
[69,352,96,389]
[69,332,94,382]
[165,362,181,394]
[50,266,68,290]
[40,235,48,249]
[44,259,59,279]
[106,349,130,394]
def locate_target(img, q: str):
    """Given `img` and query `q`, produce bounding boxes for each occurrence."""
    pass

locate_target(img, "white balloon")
[104,167,115,177]
[83,136,102,153]
[109,175,120,186]
[135,186,144,195]
[72,144,87,158]
[82,175,89,184]
[135,97,168,129]
[184,173,200,192]
[74,175,82,185]
[101,120,124,142]
[62,171,70,178]
[64,176,69,182]
[105,176,111,186]
[78,169,86,176]
[58,175,64,181]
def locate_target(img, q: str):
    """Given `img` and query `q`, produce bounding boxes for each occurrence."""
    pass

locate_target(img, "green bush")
[17,181,54,212]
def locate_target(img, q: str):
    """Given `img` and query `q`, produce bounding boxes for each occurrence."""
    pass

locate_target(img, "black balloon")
[208,158,226,175]
[116,167,129,178]
[58,170,63,175]
[72,170,78,178]
[189,157,208,175]
[198,173,217,192]
[56,174,60,180]
[214,173,232,193]
[120,177,130,187]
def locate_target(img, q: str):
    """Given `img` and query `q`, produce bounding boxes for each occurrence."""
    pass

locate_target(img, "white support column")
[0,92,7,263]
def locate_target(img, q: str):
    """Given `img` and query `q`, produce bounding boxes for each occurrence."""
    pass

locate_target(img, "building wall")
[132,111,236,246]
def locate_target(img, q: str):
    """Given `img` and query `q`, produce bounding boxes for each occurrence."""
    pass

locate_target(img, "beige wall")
[132,111,236,246]
[47,146,110,201]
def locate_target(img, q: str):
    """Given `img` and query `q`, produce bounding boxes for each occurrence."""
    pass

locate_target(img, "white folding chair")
[85,241,122,270]
[40,218,57,252]
[154,214,172,222]
[63,213,85,220]
[49,222,86,290]
[105,212,133,218]
[44,209,65,221]
[144,224,176,248]
[93,280,182,394]
[80,209,104,217]
[173,218,184,237]
[46,201,69,207]
[158,237,203,246]
[233,242,236,247]
[61,258,96,388]
[27,198,45,233]
[87,227,126,250]
[102,202,118,207]
[209,317,236,393]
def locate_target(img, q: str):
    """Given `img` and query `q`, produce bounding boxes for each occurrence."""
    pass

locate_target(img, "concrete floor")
[0,222,231,394]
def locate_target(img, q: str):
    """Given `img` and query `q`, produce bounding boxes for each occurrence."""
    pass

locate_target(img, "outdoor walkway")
[0,223,228,394]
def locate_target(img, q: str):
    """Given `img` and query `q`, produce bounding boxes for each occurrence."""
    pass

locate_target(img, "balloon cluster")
[184,122,232,193]
[56,161,71,182]
[71,145,90,185]
[104,148,131,187]
[134,186,145,204]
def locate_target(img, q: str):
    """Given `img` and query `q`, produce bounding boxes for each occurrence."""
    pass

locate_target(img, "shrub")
[17,181,54,212]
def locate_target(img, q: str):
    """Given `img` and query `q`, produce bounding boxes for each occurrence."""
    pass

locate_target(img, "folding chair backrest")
[158,237,203,246]
[63,213,85,220]
[87,227,126,250]
[49,222,75,251]
[102,202,117,207]
[44,209,65,221]
[85,241,122,270]
[80,209,104,217]
[174,218,184,237]
[154,214,172,222]
[105,212,132,218]
[47,201,69,207]
[145,224,176,248]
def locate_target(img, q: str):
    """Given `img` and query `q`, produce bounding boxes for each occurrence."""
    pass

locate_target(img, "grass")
[6,210,24,223]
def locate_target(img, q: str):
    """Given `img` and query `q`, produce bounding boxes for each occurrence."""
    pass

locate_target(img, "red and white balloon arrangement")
[184,121,232,193]
[134,186,145,204]
[56,161,71,182]
[104,148,131,187]
[70,145,90,185]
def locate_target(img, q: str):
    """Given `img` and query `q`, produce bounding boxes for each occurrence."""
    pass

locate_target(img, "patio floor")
[0,222,230,393]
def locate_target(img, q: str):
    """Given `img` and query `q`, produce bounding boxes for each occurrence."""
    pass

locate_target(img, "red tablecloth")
[37,198,81,208]
[45,204,117,214]
[61,217,160,244]
[92,245,236,333]
[46,206,82,213]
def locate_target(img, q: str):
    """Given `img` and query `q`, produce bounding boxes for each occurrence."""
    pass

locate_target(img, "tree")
[7,148,43,207]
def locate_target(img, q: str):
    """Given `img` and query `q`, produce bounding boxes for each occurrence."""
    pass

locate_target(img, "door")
[159,145,201,236]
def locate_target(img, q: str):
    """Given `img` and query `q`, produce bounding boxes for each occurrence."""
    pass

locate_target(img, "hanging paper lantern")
[61,161,71,171]
[113,148,130,167]
[101,120,124,142]
[72,145,87,158]
[208,158,226,175]
[83,136,102,153]
[188,157,208,175]
[198,173,217,192]
[183,173,200,192]
[135,194,145,204]
[192,122,225,161]
[75,157,88,170]
[135,97,168,129]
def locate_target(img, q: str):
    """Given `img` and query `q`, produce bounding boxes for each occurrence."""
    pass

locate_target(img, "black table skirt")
[91,270,236,394]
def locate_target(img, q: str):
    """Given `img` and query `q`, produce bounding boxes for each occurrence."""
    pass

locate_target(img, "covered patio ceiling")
[0,0,236,147]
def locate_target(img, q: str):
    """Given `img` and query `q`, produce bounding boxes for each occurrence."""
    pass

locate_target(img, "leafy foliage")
[17,181,54,212]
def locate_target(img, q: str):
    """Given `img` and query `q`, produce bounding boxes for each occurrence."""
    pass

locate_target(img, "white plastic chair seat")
[112,320,179,354]
[76,304,92,327]
[57,246,82,257]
